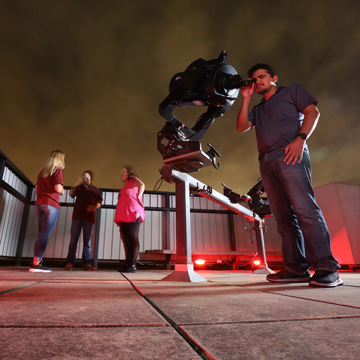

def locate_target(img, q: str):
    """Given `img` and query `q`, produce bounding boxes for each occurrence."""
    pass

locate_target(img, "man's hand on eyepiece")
[241,80,255,99]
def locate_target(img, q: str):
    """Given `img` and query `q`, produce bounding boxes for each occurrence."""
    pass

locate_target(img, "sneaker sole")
[29,268,52,273]
[266,277,311,283]
[309,278,344,287]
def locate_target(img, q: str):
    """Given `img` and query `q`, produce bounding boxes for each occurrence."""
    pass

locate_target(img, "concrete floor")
[1,267,359,360]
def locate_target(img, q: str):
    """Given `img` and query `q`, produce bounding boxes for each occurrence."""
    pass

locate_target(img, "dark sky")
[1,0,360,193]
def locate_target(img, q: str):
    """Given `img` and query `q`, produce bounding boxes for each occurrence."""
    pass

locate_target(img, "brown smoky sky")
[1,0,360,193]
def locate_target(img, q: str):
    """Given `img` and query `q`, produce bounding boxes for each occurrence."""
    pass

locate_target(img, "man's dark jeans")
[66,220,94,265]
[259,147,340,274]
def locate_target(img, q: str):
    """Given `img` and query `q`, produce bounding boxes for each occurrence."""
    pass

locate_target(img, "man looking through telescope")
[236,64,342,287]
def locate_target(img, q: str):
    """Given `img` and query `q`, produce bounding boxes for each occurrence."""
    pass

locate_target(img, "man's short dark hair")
[83,170,94,179]
[247,64,276,78]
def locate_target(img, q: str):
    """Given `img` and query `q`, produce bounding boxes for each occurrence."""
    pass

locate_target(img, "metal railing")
[0,150,282,267]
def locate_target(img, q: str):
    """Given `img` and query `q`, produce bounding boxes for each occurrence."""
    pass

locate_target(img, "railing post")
[0,155,6,182]
[14,185,33,266]
[164,193,172,269]
[228,211,237,270]
[93,201,102,269]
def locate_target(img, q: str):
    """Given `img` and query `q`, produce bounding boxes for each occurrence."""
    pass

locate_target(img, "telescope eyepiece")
[224,76,256,90]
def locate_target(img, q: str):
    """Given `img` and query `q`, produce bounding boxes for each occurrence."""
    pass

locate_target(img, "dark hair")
[83,170,94,179]
[247,63,276,78]
[122,165,136,179]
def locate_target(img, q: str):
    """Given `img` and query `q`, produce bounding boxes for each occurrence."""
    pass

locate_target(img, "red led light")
[195,259,205,265]
[253,260,261,266]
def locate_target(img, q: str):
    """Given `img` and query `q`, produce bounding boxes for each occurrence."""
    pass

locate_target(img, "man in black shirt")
[64,171,102,271]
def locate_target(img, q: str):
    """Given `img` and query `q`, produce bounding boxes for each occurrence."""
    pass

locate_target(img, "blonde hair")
[42,150,65,178]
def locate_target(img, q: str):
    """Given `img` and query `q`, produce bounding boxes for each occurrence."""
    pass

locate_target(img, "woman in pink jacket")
[114,166,145,273]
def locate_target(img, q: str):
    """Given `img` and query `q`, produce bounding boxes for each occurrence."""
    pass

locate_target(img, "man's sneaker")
[64,263,73,271]
[83,263,95,271]
[309,270,343,287]
[120,265,137,273]
[266,269,311,283]
[118,264,129,273]
[29,262,52,273]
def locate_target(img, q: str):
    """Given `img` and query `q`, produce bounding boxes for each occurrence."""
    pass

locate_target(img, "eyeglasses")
[121,170,128,173]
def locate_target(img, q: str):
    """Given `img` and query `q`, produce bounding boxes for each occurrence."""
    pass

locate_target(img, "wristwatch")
[297,133,307,140]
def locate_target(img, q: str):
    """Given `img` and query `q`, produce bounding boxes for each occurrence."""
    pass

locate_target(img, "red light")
[253,260,261,266]
[195,259,205,265]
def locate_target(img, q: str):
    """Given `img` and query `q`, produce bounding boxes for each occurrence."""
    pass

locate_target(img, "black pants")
[119,218,141,266]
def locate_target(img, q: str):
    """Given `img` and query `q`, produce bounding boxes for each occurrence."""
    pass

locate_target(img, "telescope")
[158,50,253,173]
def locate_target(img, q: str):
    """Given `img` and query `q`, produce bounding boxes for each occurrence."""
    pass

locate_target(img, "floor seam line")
[0,324,170,329]
[123,274,214,360]
[262,290,360,309]
[0,282,39,295]
[176,314,360,327]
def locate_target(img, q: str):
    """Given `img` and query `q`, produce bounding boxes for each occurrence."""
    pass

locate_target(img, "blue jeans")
[259,147,340,274]
[34,204,59,261]
[66,220,94,265]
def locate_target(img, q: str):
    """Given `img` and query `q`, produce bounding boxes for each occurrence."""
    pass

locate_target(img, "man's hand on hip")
[283,138,306,165]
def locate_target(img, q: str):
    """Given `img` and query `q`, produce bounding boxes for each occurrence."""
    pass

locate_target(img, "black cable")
[153,176,164,191]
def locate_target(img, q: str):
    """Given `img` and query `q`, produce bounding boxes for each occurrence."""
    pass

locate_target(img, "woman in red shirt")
[29,150,65,273]
[114,165,145,273]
